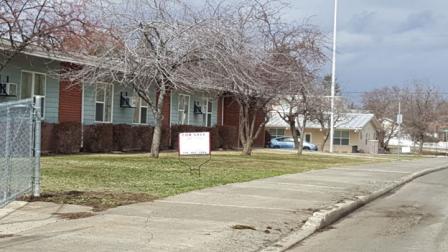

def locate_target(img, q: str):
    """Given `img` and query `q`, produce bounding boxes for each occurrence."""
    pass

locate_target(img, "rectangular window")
[95,83,113,123]
[178,94,190,125]
[268,128,285,139]
[333,130,350,146]
[21,71,46,117]
[133,97,149,124]
[305,133,312,143]
[202,98,213,127]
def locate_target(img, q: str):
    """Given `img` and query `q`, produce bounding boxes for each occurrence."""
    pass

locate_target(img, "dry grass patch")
[35,151,388,210]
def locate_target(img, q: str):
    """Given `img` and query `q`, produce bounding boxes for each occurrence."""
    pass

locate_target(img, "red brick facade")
[58,79,82,123]
[161,93,171,127]
[222,96,266,147]
[217,97,223,126]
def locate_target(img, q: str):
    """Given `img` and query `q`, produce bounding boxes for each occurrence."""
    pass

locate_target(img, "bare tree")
[62,0,218,158]
[362,86,401,151]
[311,84,346,152]
[401,83,443,154]
[0,0,91,71]
[271,25,326,156]
[205,1,325,155]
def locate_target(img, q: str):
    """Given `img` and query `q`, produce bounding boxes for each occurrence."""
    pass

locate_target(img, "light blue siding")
[82,84,96,125]
[170,91,218,127]
[0,54,60,123]
[83,83,156,125]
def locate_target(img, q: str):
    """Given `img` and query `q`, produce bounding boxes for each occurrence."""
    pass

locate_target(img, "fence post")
[33,96,42,197]
[5,104,11,200]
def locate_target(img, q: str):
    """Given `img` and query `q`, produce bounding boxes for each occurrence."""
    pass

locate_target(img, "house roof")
[0,39,95,66]
[266,112,378,130]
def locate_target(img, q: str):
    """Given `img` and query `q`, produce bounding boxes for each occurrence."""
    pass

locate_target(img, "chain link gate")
[0,97,41,208]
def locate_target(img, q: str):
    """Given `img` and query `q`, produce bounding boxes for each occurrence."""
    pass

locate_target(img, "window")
[95,83,113,123]
[305,133,312,143]
[268,128,285,139]
[178,94,190,125]
[202,98,213,127]
[133,97,149,124]
[333,130,350,145]
[21,71,46,117]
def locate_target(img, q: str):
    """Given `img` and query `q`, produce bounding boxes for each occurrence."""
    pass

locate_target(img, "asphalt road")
[290,167,448,252]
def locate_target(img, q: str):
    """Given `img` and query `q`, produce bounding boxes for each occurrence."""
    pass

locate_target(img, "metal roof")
[266,112,377,130]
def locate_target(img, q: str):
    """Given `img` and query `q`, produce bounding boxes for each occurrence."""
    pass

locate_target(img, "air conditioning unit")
[120,92,135,108]
[193,101,203,114]
[0,83,17,97]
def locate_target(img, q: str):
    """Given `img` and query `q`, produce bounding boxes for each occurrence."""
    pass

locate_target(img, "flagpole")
[330,0,338,153]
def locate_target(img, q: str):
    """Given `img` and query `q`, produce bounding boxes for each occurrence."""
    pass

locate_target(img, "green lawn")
[37,150,393,210]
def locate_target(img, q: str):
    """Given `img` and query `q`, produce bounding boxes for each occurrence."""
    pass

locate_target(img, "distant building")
[266,113,381,153]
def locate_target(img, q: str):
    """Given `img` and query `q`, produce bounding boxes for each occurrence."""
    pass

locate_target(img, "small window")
[133,97,149,124]
[21,71,46,117]
[305,133,311,143]
[178,94,190,125]
[333,130,350,146]
[95,83,113,123]
[268,128,285,139]
[202,98,213,127]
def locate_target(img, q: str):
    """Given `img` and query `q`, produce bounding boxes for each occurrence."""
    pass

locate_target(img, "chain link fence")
[0,98,41,208]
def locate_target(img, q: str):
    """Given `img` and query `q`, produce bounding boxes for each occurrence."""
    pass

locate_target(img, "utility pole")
[329,0,338,153]
[397,101,402,160]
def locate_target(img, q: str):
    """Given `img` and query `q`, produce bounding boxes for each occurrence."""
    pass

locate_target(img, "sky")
[283,0,448,98]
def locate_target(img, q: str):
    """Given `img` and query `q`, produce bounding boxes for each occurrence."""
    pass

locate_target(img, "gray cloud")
[285,0,448,95]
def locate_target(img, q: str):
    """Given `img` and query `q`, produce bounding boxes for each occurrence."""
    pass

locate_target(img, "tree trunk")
[296,119,307,156]
[289,120,300,150]
[418,135,424,154]
[242,140,253,156]
[150,118,162,158]
[238,101,266,156]
[150,88,166,158]
[321,130,330,152]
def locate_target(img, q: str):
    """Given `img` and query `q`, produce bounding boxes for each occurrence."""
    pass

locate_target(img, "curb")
[260,164,448,252]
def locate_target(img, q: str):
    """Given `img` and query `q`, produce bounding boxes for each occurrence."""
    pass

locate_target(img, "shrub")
[113,124,154,152]
[41,122,56,154]
[54,122,82,154]
[112,124,134,152]
[83,124,114,153]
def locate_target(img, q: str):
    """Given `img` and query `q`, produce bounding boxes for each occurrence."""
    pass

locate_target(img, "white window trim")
[203,98,213,127]
[133,97,149,125]
[178,94,190,125]
[95,82,114,123]
[20,70,47,119]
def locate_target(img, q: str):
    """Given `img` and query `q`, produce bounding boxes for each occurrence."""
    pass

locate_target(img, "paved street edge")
[260,162,448,252]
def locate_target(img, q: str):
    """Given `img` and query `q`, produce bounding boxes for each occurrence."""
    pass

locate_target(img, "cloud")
[397,10,435,33]
[285,0,448,93]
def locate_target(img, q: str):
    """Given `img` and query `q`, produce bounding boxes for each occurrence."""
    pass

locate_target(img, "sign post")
[178,132,211,176]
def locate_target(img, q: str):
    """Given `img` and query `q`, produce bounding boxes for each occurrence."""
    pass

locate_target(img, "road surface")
[290,167,448,252]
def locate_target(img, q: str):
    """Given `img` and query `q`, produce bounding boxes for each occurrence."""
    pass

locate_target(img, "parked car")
[269,137,318,151]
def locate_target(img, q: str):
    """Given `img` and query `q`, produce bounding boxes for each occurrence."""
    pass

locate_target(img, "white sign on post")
[179,132,211,156]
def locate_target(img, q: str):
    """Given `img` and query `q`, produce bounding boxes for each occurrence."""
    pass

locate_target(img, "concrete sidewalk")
[1,157,447,252]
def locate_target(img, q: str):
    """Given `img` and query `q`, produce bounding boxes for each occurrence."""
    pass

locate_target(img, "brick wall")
[217,96,223,126]
[59,63,82,123]
[58,79,82,123]
[222,96,266,147]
